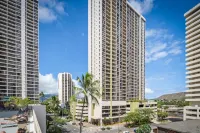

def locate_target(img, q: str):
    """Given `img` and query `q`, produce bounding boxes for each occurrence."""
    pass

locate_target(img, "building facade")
[58,72,73,104]
[184,3,200,120]
[88,0,145,123]
[0,0,39,101]
[70,102,88,121]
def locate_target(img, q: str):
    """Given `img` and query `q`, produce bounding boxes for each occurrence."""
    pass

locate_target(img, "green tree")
[50,96,61,115]
[163,106,169,110]
[42,96,61,115]
[39,91,45,103]
[8,97,33,108]
[157,111,168,121]
[47,117,67,133]
[74,72,101,133]
[136,124,151,133]
[124,109,154,126]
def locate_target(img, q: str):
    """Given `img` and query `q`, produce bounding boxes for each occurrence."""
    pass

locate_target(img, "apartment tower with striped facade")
[184,3,200,121]
[58,72,73,104]
[88,0,145,123]
[0,0,39,101]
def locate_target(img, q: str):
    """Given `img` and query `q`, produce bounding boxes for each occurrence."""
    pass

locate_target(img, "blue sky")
[39,0,199,99]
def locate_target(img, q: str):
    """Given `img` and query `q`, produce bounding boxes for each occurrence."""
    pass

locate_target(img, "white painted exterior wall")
[28,104,46,133]
[184,3,200,120]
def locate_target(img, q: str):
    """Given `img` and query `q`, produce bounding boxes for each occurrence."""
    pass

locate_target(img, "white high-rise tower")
[88,0,145,123]
[58,72,73,104]
[0,0,39,101]
[184,3,200,120]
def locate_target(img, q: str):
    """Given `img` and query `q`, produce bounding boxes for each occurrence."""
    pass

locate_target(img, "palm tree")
[70,95,77,123]
[74,72,101,133]
[39,91,45,103]
[50,96,60,115]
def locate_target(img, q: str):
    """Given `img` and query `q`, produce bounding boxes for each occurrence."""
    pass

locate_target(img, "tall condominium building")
[88,0,145,123]
[58,72,73,104]
[0,0,39,101]
[184,3,200,120]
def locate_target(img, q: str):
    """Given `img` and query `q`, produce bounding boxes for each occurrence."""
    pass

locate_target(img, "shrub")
[101,127,105,130]
[106,127,111,130]
[84,117,88,122]
[136,124,151,133]
[103,117,112,125]
[157,111,168,121]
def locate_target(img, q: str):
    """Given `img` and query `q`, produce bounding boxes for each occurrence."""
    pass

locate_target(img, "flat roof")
[127,1,146,21]
[157,120,200,133]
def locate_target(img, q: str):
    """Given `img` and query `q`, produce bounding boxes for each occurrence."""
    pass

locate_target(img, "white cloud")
[72,79,82,88]
[55,2,65,14]
[169,47,182,55]
[165,58,172,65]
[39,0,66,23]
[145,88,154,94]
[39,73,58,94]
[145,28,183,63]
[146,51,168,63]
[39,6,57,23]
[129,0,154,15]
[149,43,167,54]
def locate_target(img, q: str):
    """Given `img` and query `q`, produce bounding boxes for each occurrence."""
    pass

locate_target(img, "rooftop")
[157,120,200,133]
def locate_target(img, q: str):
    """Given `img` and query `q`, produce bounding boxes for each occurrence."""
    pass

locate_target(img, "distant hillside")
[40,93,58,101]
[157,92,186,101]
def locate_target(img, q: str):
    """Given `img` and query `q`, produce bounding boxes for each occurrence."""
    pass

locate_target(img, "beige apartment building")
[0,0,39,101]
[88,0,145,124]
[184,3,200,120]
[58,72,73,104]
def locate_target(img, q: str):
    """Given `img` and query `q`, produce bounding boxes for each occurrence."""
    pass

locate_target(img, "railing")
[32,110,42,133]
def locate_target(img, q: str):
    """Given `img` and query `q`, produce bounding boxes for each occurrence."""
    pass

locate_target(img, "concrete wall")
[32,105,46,133]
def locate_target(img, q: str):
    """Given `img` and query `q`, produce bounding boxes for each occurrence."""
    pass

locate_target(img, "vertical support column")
[138,17,142,100]
[109,0,113,119]
[21,0,26,99]
[88,0,92,123]
[183,107,186,121]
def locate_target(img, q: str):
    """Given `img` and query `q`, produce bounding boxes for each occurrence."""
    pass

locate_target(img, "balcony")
[186,68,200,75]
[186,24,200,35]
[186,13,200,26]
[186,73,200,79]
[186,63,200,70]
[186,53,200,61]
[186,83,200,88]
[186,33,200,44]
[186,47,200,57]
[186,78,200,83]
[186,89,200,93]
[185,93,200,97]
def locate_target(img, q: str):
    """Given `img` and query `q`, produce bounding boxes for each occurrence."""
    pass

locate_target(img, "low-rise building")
[156,119,200,133]
[70,102,88,121]
[184,106,200,120]
[126,101,157,113]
